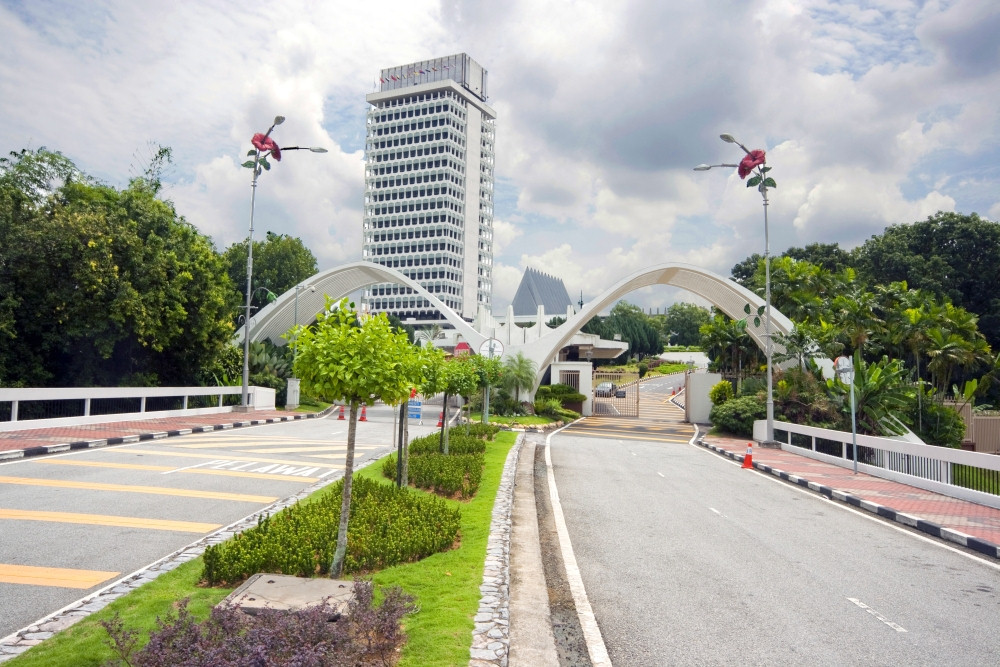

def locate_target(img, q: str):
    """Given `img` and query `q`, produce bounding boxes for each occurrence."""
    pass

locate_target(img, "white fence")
[0,386,276,432]
[754,419,1000,510]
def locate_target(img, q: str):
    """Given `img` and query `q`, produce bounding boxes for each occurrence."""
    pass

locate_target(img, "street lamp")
[695,133,778,447]
[238,116,327,411]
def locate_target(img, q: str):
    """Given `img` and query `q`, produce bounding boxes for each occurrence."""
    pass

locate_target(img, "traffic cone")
[742,443,754,469]
[359,404,368,422]
[437,411,444,427]
[337,405,345,420]
[671,388,676,396]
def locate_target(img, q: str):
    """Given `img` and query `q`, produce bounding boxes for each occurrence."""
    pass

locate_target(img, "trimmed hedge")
[382,425,498,499]
[201,476,460,586]
[709,395,765,437]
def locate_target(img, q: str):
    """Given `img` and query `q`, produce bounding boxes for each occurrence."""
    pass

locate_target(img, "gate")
[591,370,640,417]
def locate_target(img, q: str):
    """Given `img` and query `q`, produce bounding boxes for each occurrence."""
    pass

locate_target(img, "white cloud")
[2,0,998,318]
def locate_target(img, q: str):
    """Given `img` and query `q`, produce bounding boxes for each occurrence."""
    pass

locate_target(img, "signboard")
[834,356,854,384]
[478,338,504,358]
[407,399,422,420]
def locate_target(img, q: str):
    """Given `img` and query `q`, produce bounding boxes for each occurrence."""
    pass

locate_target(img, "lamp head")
[310,147,328,153]
[273,116,286,126]
[720,133,737,144]
[693,164,712,171]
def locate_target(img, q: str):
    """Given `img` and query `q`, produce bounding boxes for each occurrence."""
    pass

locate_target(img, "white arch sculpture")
[234,261,483,347]
[237,261,793,389]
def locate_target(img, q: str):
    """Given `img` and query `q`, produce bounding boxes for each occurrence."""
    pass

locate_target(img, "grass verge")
[468,412,553,426]
[8,431,517,667]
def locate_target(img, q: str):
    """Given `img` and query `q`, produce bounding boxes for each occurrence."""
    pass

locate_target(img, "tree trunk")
[401,402,410,486]
[330,400,358,578]
[440,391,450,454]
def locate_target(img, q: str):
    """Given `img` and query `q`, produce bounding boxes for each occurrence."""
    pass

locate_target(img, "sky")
[2,0,998,314]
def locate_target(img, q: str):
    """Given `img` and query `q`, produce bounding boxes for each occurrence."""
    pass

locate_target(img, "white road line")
[657,471,664,478]
[847,598,907,632]
[546,427,612,666]
[686,432,1000,571]
[709,507,723,516]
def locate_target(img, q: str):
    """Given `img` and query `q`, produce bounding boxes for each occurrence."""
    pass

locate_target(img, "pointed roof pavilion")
[511,267,572,316]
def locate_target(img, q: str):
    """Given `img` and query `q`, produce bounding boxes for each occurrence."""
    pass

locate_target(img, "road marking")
[545,428,612,666]
[709,507,724,517]
[125,448,342,467]
[687,433,1000,571]
[0,564,120,589]
[657,471,665,478]
[37,459,319,482]
[0,476,277,503]
[0,508,220,533]
[847,598,907,632]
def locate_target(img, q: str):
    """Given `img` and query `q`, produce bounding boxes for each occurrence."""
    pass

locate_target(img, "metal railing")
[755,419,1000,510]
[0,386,276,432]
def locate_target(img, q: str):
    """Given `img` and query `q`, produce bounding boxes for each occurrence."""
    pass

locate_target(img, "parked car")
[595,381,616,397]
[614,387,627,398]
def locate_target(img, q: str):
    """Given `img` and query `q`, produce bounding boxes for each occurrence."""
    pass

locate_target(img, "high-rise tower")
[361,53,496,324]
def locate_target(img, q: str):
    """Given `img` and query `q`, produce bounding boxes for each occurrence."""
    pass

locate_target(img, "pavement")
[1,406,999,664]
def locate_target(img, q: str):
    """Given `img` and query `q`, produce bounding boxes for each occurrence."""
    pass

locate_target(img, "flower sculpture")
[241,119,285,175]
[738,149,776,191]
[251,132,281,161]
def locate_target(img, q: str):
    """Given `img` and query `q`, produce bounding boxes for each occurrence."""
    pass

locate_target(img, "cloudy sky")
[2,0,998,313]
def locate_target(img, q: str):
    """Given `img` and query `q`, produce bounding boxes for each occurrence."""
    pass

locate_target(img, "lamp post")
[238,116,327,411]
[694,133,778,446]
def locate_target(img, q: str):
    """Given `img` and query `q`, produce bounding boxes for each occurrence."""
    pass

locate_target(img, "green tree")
[224,231,318,323]
[662,302,711,346]
[0,149,236,387]
[603,301,662,360]
[292,298,425,577]
[503,352,538,403]
[853,212,1000,349]
[826,353,912,436]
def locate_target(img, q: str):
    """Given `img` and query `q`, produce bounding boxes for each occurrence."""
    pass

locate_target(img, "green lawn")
[7,431,517,667]
[468,412,554,426]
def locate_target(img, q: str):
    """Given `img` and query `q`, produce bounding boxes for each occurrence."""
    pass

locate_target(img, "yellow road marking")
[561,431,693,443]
[0,563,119,589]
[36,460,318,482]
[175,440,380,450]
[0,476,277,503]
[0,509,220,533]
[126,449,338,467]
[240,445,379,454]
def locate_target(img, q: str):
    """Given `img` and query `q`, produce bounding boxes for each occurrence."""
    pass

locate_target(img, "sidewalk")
[699,432,1000,559]
[0,409,328,460]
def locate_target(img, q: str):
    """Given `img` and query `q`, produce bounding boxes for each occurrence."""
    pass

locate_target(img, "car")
[614,387,627,398]
[595,381,616,397]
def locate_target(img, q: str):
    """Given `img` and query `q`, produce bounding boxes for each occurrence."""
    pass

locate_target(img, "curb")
[695,436,1000,561]
[0,407,336,462]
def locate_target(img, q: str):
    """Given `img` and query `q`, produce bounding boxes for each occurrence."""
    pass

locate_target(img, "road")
[548,379,1000,666]
[0,405,437,639]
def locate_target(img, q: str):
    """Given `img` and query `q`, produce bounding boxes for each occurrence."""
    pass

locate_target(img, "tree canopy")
[224,231,318,320]
[0,149,236,387]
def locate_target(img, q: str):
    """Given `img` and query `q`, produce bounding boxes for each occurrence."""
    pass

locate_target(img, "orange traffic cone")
[359,404,368,422]
[337,405,345,420]
[742,443,754,469]
[671,388,676,396]
[437,411,443,427]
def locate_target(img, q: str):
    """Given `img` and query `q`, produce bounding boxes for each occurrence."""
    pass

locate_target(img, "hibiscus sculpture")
[241,116,285,175]
[724,134,776,191]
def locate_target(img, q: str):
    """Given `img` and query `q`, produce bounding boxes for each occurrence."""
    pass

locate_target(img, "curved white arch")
[235,261,483,347]
[516,262,794,386]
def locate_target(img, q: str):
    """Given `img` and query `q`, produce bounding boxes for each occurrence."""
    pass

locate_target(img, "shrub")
[709,380,734,406]
[393,452,484,497]
[773,368,843,429]
[710,395,766,437]
[638,362,648,378]
[409,431,487,456]
[909,400,966,448]
[534,397,563,418]
[201,476,460,585]
[739,376,767,397]
[102,580,415,666]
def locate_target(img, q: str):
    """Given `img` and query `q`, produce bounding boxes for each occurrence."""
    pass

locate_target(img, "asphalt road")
[0,404,438,639]
[549,382,1000,666]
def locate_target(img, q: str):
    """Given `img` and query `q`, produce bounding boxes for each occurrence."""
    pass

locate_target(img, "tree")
[603,301,662,360]
[826,353,912,436]
[292,298,425,577]
[502,352,538,403]
[0,149,236,387]
[662,302,710,346]
[853,212,1000,349]
[224,231,318,324]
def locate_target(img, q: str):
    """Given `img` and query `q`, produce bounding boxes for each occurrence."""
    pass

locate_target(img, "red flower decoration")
[738,149,766,179]
[251,133,281,161]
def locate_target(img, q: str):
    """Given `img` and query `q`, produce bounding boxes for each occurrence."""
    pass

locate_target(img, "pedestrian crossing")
[561,389,695,443]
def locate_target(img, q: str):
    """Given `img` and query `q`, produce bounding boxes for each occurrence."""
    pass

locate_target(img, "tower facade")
[361,53,496,324]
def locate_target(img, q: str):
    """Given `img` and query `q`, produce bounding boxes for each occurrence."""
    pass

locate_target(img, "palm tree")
[503,352,537,404]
